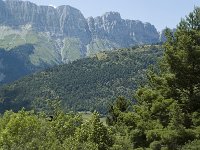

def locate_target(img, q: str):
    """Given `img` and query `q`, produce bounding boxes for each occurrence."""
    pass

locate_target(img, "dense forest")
[0,7,200,150]
[0,45,162,114]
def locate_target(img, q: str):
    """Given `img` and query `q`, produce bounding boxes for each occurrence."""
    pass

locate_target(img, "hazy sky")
[22,0,200,31]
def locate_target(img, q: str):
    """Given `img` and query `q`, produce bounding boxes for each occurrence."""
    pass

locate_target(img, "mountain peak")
[56,5,80,12]
[0,0,160,64]
[103,12,121,20]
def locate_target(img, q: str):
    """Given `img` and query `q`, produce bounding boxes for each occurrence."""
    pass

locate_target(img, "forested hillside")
[0,45,163,114]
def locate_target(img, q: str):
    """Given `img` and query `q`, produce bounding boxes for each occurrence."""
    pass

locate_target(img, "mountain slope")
[0,44,46,84]
[0,45,163,113]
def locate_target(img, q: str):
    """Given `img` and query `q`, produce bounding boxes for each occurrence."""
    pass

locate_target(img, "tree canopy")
[106,7,200,150]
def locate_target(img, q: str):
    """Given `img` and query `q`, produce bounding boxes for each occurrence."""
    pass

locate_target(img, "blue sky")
[24,0,200,31]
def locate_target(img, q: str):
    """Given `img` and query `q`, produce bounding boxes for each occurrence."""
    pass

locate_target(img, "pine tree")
[164,7,200,114]
[130,7,200,149]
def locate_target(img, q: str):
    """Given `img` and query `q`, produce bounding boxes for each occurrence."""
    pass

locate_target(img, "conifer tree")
[127,7,200,149]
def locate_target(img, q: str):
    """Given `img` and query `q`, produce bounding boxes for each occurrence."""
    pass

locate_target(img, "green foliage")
[1,6,200,150]
[74,112,114,150]
[164,8,200,109]
[106,7,200,150]
[0,109,114,150]
[88,112,114,149]
[63,137,98,150]
[0,110,61,149]
[130,7,200,149]
[149,141,161,150]
[181,140,200,150]
[106,96,133,126]
[0,45,162,114]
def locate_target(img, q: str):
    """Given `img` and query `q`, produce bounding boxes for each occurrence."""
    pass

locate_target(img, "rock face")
[1,0,91,44]
[0,0,159,49]
[88,12,159,47]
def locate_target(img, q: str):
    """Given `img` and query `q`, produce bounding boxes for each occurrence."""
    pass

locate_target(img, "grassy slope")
[0,27,62,66]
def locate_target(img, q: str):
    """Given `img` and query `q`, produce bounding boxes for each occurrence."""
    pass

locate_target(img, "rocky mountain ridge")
[88,12,159,47]
[0,0,160,50]
[0,0,162,85]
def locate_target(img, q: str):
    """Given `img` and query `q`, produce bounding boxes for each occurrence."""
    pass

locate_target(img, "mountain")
[0,0,159,46]
[0,44,41,84]
[0,45,163,114]
[87,12,159,48]
[0,0,161,85]
[0,27,64,85]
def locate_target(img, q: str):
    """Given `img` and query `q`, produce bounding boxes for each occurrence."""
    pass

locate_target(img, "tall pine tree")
[119,7,200,149]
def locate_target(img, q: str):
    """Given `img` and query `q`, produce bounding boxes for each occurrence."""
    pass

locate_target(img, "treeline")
[0,44,163,114]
